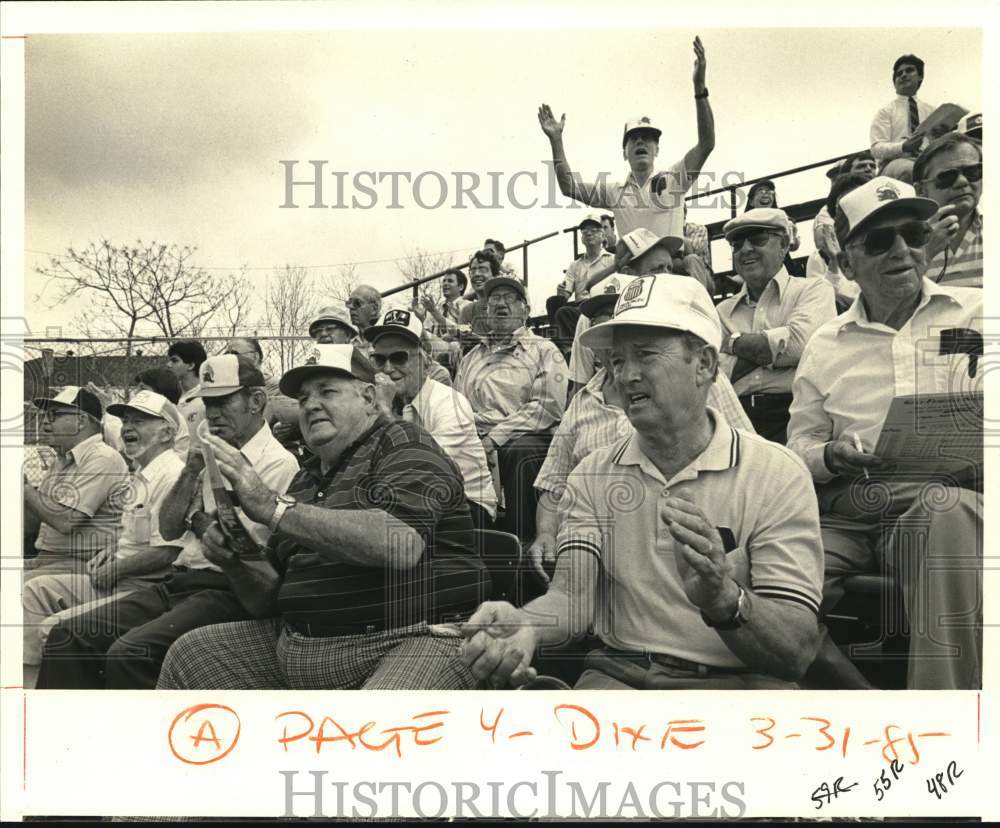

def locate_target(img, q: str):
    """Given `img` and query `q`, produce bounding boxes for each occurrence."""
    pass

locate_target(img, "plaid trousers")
[157,618,477,690]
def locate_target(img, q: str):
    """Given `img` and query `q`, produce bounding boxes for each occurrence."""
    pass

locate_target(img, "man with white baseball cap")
[364,310,496,529]
[788,175,983,690]
[545,211,617,353]
[24,386,130,580]
[36,354,299,689]
[461,273,823,690]
[23,390,186,673]
[716,207,837,444]
[154,343,489,692]
[538,36,715,248]
[309,305,358,345]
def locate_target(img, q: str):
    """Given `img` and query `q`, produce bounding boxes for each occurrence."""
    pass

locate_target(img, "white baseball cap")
[577,212,605,230]
[279,344,376,397]
[622,115,662,148]
[620,227,683,261]
[833,176,938,246]
[363,308,424,346]
[190,354,267,399]
[32,386,104,421]
[958,112,982,139]
[107,390,181,430]
[579,274,722,352]
[723,207,794,241]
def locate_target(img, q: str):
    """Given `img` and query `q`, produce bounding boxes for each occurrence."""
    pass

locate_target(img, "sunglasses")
[728,230,780,251]
[923,163,982,189]
[371,350,411,370]
[848,220,930,256]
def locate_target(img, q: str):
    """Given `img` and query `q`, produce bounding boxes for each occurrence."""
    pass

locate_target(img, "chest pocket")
[717,525,750,586]
[939,328,982,379]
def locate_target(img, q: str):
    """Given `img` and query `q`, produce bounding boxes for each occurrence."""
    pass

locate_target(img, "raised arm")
[682,36,716,177]
[538,103,599,206]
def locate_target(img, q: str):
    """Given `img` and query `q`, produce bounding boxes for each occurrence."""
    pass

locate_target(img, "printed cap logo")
[639,116,651,124]
[306,348,321,365]
[876,183,900,202]
[616,276,655,315]
[968,114,982,129]
[202,364,215,384]
[384,309,410,327]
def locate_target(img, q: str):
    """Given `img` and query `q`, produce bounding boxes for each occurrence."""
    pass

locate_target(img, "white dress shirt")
[869,94,935,162]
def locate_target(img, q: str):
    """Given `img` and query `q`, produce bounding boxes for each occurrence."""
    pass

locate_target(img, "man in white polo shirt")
[365,309,497,528]
[538,36,714,248]
[23,391,185,669]
[461,274,823,690]
[787,176,983,690]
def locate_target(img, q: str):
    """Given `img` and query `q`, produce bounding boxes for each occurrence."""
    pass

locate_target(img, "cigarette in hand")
[852,433,870,480]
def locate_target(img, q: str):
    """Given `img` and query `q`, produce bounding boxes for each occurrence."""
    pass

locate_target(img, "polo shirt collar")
[613,407,738,485]
[837,277,963,333]
[135,446,176,483]
[306,413,391,480]
[68,432,106,466]
[732,266,789,305]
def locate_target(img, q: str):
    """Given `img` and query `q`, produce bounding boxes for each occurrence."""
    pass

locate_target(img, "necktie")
[908,97,920,134]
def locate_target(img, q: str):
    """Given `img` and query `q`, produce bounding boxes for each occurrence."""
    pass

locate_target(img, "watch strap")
[701,585,747,630]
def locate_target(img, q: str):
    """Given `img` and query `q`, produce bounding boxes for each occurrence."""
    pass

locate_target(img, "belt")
[739,392,793,410]
[286,619,389,638]
[601,646,747,676]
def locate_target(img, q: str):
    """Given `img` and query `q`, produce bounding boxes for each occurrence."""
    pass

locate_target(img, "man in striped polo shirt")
[156,344,488,690]
[461,274,823,690]
[915,132,983,288]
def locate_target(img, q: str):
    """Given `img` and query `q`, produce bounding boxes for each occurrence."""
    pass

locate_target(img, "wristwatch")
[268,493,298,534]
[727,331,743,355]
[701,584,751,630]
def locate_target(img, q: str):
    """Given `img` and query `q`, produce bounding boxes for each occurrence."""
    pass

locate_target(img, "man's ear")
[359,382,378,407]
[698,345,720,386]
[837,250,857,282]
[249,388,269,414]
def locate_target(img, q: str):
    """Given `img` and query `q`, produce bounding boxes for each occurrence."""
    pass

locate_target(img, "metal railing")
[383,148,867,304]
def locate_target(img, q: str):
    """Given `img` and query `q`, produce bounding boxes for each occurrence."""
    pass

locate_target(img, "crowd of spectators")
[23,43,982,695]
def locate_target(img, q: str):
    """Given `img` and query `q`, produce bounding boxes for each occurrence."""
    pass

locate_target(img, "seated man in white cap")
[156,344,488,691]
[35,354,299,690]
[23,386,130,580]
[529,290,753,583]
[538,36,714,250]
[545,212,617,351]
[455,276,568,543]
[716,208,837,445]
[461,274,823,690]
[788,176,983,690]
[365,309,497,529]
[566,227,715,398]
[23,391,185,672]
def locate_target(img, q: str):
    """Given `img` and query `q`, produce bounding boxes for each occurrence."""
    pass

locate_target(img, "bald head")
[347,285,382,330]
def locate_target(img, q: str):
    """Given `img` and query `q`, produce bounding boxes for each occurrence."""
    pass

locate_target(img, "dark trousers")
[739,393,793,445]
[554,303,582,351]
[36,570,250,690]
[496,430,553,543]
[467,500,495,532]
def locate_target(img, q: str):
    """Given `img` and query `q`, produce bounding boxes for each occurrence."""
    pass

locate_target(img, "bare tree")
[396,247,456,308]
[319,262,361,307]
[35,240,240,353]
[205,269,255,339]
[262,264,320,375]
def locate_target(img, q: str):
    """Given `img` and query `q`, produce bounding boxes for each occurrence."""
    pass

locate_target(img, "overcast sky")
[21,24,982,341]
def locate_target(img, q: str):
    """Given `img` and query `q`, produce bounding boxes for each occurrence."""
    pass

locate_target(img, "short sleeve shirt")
[35,433,131,556]
[271,416,488,628]
[114,448,186,560]
[556,408,823,668]
[590,159,692,242]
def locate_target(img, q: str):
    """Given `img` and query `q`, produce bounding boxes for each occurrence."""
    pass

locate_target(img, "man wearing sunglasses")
[914,132,983,288]
[365,309,496,530]
[716,209,837,445]
[456,277,568,542]
[788,176,983,690]
[345,285,383,346]
[870,54,937,181]
[24,387,130,580]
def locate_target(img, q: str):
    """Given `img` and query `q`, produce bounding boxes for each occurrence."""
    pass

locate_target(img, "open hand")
[692,36,707,92]
[537,104,565,140]
[661,495,735,615]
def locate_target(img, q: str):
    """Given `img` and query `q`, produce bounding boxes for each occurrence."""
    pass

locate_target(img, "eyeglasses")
[345,299,366,310]
[312,324,348,337]
[487,293,522,306]
[727,230,780,251]
[371,350,411,370]
[848,220,931,256]
[922,163,982,189]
